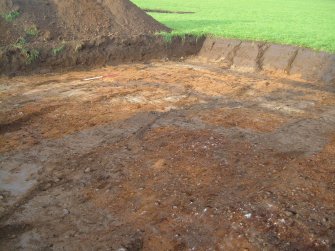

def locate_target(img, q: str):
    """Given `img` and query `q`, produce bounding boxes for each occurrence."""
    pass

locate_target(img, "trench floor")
[0,61,334,250]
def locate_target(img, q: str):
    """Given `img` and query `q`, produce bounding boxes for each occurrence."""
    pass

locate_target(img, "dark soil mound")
[0,0,170,47]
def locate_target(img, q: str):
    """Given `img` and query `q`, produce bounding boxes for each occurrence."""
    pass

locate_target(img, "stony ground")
[0,61,334,250]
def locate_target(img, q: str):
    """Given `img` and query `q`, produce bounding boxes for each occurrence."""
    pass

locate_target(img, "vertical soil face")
[0,62,334,250]
[196,38,335,84]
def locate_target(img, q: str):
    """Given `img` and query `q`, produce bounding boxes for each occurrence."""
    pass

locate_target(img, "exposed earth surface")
[0,0,169,47]
[0,61,334,250]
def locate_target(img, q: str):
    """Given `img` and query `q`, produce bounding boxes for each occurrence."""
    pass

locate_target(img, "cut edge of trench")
[0,35,334,85]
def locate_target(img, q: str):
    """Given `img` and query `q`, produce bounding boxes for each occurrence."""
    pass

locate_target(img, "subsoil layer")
[0,61,334,250]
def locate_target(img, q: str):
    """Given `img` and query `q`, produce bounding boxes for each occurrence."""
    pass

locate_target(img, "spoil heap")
[0,0,170,46]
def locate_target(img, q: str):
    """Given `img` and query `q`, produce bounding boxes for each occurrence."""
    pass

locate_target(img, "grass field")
[132,0,335,53]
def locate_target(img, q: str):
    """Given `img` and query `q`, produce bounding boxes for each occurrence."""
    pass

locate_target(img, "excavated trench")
[1,35,335,83]
[0,37,335,250]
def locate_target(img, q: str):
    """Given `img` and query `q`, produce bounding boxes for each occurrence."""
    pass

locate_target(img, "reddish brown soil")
[0,62,334,250]
[0,0,170,47]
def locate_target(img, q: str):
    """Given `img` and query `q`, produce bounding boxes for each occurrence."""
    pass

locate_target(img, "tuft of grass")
[2,10,20,22]
[25,25,39,37]
[74,42,84,52]
[25,49,39,64]
[159,32,174,43]
[159,31,204,44]
[133,0,335,53]
[13,37,39,64]
[14,37,27,50]
[52,44,65,56]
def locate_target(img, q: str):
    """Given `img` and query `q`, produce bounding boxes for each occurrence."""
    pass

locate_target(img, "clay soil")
[0,61,335,250]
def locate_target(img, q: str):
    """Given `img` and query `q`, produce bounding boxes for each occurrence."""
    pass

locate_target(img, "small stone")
[63,209,70,215]
[116,248,127,251]
[84,168,91,173]
[284,211,293,217]
[279,218,286,223]
[244,213,252,219]
[0,195,4,200]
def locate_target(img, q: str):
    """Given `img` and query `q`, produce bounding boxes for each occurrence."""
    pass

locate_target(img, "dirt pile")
[0,0,170,47]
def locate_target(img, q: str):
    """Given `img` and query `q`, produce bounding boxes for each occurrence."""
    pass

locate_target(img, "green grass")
[52,44,65,56]
[14,37,27,50]
[13,37,39,64]
[2,10,20,22]
[25,25,39,37]
[132,0,335,53]
[25,49,40,64]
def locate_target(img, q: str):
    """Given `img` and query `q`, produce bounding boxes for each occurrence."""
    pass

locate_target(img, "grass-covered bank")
[133,0,335,53]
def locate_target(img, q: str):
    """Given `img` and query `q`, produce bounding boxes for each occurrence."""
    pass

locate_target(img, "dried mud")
[0,61,334,250]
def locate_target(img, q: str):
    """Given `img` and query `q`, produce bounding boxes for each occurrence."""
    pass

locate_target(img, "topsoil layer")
[0,0,170,46]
